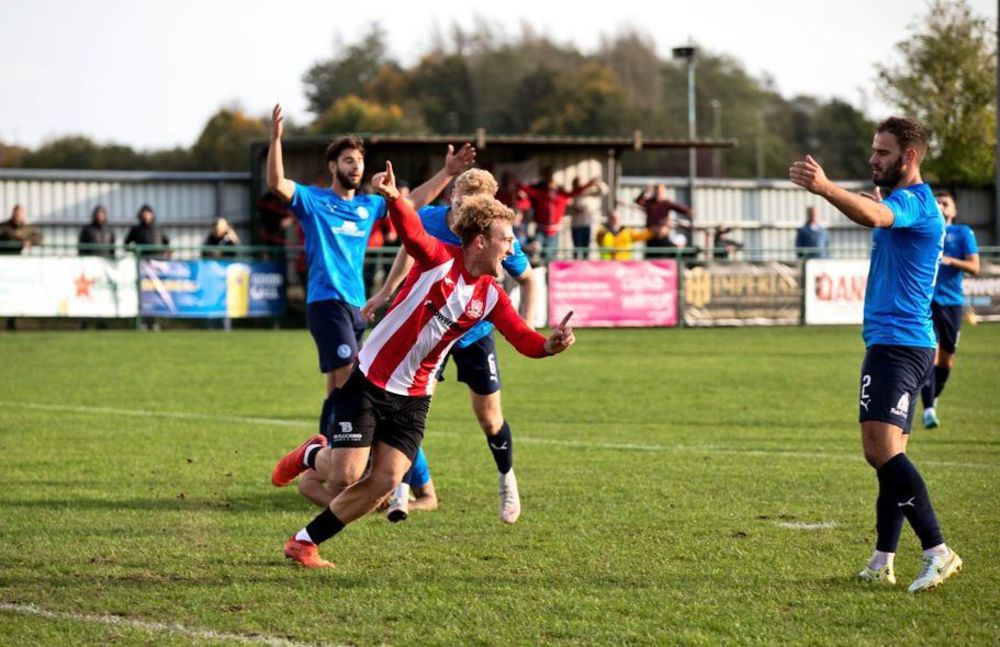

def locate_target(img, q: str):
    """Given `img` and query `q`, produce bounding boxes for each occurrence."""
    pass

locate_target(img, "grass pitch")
[1,325,998,645]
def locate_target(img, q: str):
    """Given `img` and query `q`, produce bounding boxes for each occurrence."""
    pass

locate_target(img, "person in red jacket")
[519,167,597,261]
[271,160,576,568]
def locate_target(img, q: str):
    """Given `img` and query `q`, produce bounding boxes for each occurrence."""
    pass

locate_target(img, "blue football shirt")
[862,183,944,348]
[933,223,978,306]
[418,205,530,347]
[288,183,387,306]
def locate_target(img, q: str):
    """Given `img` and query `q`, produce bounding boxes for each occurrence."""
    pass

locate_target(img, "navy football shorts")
[328,368,430,462]
[858,345,935,434]
[437,333,502,396]
[306,298,367,373]
[931,303,963,355]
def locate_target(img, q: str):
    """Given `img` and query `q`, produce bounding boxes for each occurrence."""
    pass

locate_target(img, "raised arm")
[408,143,476,209]
[267,104,295,202]
[514,266,537,326]
[789,155,894,228]
[372,162,447,266]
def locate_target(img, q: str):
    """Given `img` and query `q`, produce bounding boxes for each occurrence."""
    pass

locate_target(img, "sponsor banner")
[0,256,138,317]
[684,262,802,326]
[964,260,1000,322]
[548,260,677,328]
[140,260,285,318]
[804,259,869,325]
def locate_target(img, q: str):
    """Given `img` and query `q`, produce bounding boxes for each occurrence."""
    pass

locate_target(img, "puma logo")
[897,497,916,508]
[489,441,508,451]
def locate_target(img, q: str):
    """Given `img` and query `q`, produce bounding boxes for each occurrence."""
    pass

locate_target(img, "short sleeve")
[884,189,923,229]
[964,227,979,256]
[371,194,388,220]
[288,182,317,223]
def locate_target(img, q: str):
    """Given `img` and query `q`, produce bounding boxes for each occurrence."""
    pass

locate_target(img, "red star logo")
[74,273,95,299]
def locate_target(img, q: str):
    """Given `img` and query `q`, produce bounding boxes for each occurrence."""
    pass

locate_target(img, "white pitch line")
[776,521,838,530]
[0,603,327,647]
[4,401,995,470]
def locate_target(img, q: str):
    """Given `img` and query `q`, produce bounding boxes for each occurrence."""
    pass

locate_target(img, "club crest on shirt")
[465,298,484,319]
[356,206,370,219]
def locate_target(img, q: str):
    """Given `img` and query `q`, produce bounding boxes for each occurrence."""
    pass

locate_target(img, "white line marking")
[0,603,326,647]
[776,521,838,530]
[4,401,995,470]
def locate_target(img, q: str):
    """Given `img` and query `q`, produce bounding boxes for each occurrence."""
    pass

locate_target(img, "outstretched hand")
[271,104,284,140]
[544,311,576,355]
[371,161,400,200]
[445,143,476,175]
[361,291,390,322]
[788,155,831,195]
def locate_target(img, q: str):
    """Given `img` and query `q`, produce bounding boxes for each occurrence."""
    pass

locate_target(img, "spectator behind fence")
[518,168,597,261]
[795,206,830,259]
[712,225,743,259]
[202,217,241,259]
[595,210,656,260]
[125,204,170,258]
[635,184,692,250]
[569,177,607,259]
[78,205,116,258]
[0,204,42,255]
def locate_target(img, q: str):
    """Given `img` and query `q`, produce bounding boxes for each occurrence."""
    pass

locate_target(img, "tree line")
[1,1,993,184]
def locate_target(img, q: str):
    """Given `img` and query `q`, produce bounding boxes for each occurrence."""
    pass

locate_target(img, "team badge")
[465,298,484,318]
[356,206,370,219]
[337,344,353,359]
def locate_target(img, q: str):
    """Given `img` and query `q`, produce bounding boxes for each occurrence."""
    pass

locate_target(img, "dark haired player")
[920,190,980,428]
[266,103,475,504]
[790,116,962,594]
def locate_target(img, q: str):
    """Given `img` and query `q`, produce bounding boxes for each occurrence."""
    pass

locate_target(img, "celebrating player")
[271,160,575,568]
[920,190,980,428]
[363,168,536,523]
[266,103,475,505]
[790,117,962,593]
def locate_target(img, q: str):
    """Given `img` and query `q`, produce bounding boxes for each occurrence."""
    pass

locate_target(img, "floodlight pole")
[673,46,698,208]
[710,99,722,177]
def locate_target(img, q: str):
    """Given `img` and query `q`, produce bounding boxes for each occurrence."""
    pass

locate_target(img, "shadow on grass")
[3,493,300,513]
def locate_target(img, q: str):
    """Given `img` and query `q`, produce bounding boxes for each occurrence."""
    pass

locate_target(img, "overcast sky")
[1,0,996,150]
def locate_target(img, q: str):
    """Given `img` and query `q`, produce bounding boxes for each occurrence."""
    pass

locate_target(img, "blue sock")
[875,468,904,552]
[318,390,338,442]
[487,421,513,474]
[879,453,944,550]
[933,365,950,399]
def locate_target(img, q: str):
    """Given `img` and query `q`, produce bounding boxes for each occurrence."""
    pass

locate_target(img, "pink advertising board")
[547,260,678,328]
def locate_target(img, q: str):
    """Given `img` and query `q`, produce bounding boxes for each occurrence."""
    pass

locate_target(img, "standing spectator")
[519,168,597,261]
[795,206,830,259]
[124,204,170,258]
[202,217,241,259]
[569,177,607,259]
[595,210,656,260]
[712,225,743,259]
[0,205,42,255]
[635,184,692,250]
[78,205,116,257]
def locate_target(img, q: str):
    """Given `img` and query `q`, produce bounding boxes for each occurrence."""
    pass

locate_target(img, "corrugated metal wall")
[0,170,251,253]
[620,177,996,259]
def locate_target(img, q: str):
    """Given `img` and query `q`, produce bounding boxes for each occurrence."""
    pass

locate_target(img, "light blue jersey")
[862,183,944,348]
[934,223,978,306]
[289,183,387,306]
[418,205,530,348]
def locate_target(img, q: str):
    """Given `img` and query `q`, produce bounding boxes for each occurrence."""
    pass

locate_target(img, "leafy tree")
[311,95,425,135]
[302,26,395,115]
[191,107,268,171]
[876,0,996,184]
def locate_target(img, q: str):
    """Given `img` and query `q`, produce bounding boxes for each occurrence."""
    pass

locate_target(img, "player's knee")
[475,409,504,435]
[940,353,956,369]
[324,465,364,490]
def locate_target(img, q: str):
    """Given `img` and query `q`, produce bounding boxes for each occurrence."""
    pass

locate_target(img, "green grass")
[1,325,998,645]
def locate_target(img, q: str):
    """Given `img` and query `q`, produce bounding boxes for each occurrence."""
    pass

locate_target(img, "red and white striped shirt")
[359,196,548,396]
